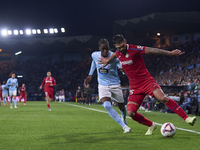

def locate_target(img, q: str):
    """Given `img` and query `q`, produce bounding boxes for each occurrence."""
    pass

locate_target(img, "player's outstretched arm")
[98,52,117,66]
[84,75,92,87]
[145,47,185,56]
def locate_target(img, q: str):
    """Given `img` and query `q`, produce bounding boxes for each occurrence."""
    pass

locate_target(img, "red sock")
[166,98,188,120]
[24,97,26,103]
[132,112,153,127]
[47,104,50,109]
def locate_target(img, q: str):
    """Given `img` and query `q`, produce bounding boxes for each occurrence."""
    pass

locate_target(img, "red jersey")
[0,86,2,94]
[19,87,26,95]
[116,44,154,89]
[41,77,56,92]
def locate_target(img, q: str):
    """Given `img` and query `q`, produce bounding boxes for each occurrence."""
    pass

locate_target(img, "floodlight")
[8,30,12,35]
[32,29,36,34]
[15,51,22,55]
[37,29,41,34]
[54,28,58,33]
[44,29,48,34]
[157,33,161,36]
[14,30,19,35]
[19,30,23,35]
[17,75,23,78]
[1,30,7,36]
[49,28,54,34]
[26,29,31,35]
[61,28,65,33]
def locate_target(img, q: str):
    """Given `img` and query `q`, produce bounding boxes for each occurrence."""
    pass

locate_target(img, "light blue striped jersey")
[6,78,18,92]
[89,51,122,86]
[1,84,8,94]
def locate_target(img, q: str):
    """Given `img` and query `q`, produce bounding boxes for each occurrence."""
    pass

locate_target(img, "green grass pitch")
[0,101,199,150]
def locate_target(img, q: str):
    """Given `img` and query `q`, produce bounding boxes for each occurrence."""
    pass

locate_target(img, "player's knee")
[158,96,168,104]
[127,111,135,117]
[119,105,125,112]
[103,101,112,111]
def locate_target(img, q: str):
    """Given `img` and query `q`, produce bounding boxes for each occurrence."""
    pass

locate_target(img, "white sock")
[103,101,126,128]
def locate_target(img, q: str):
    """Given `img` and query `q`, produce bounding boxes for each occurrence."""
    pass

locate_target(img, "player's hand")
[169,49,185,56]
[98,57,109,67]
[50,84,53,86]
[39,86,42,89]
[84,75,92,87]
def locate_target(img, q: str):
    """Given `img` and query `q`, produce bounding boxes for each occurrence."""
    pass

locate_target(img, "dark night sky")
[0,0,200,36]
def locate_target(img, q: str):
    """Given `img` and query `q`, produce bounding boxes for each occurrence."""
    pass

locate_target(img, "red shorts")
[128,79,160,105]
[20,94,26,98]
[0,93,2,100]
[45,91,53,99]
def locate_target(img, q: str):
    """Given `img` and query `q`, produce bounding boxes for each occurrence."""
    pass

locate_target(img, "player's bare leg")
[14,95,17,108]
[46,97,51,111]
[102,97,131,133]
[153,88,196,126]
[24,96,27,105]
[19,96,21,105]
[116,102,128,125]
[10,96,13,109]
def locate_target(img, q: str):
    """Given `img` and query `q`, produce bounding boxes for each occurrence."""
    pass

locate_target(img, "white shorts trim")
[59,96,65,99]
[98,84,124,103]
[2,93,8,98]
[9,91,17,97]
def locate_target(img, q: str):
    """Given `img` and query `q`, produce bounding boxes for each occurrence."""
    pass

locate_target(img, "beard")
[120,49,127,54]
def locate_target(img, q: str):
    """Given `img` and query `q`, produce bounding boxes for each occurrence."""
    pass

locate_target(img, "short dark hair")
[112,34,125,44]
[98,38,109,47]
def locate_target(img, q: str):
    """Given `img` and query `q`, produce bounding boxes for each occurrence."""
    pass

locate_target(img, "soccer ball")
[160,122,176,137]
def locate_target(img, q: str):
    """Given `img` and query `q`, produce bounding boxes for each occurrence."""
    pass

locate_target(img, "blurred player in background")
[18,83,27,106]
[99,34,196,135]
[59,89,65,102]
[6,73,18,109]
[61,89,65,102]
[40,71,56,111]
[76,86,83,104]
[2,81,9,106]
[84,38,131,133]
[84,84,93,105]
[55,91,59,102]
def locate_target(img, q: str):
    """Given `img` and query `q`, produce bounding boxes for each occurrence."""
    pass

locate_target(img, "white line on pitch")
[64,103,200,134]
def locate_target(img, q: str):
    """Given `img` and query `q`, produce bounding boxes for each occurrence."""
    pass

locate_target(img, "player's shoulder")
[91,51,101,60]
[128,44,145,51]
[91,51,100,57]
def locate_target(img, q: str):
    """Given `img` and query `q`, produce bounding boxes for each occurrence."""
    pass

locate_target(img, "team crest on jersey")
[125,53,129,58]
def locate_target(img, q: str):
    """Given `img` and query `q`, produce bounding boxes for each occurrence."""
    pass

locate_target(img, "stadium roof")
[114,12,200,35]
[0,35,103,55]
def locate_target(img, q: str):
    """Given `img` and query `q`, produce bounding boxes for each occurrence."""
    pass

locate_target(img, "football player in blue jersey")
[6,73,18,109]
[84,38,131,133]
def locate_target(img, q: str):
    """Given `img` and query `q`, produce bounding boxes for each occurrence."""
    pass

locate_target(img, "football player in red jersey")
[18,83,27,105]
[98,34,196,135]
[40,71,56,111]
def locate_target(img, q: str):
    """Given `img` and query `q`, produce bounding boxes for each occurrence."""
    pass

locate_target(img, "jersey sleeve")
[41,78,45,87]
[52,78,56,86]
[135,45,146,55]
[6,79,11,86]
[89,60,96,76]
[115,58,122,68]
[16,79,18,87]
